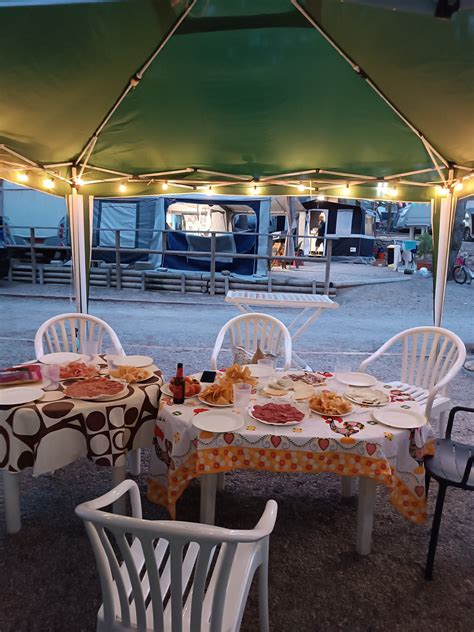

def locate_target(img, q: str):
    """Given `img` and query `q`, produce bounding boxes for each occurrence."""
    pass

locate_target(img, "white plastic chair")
[358,326,466,434]
[211,313,292,370]
[76,480,278,632]
[34,312,124,358]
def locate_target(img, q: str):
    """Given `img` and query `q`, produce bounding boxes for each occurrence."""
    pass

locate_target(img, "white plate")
[336,372,377,387]
[113,355,153,368]
[193,410,243,432]
[372,407,426,429]
[0,386,44,405]
[39,352,81,365]
[249,404,305,426]
[198,395,233,408]
[161,382,201,399]
[242,364,274,379]
[344,388,389,407]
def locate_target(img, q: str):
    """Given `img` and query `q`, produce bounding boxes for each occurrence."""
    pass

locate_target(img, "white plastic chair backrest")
[359,326,466,414]
[76,481,277,632]
[211,313,292,370]
[34,313,124,358]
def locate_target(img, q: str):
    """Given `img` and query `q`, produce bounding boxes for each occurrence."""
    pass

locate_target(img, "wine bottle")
[172,362,185,405]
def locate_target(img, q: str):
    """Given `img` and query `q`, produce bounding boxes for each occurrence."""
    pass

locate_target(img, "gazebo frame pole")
[67,190,92,314]
[432,191,457,327]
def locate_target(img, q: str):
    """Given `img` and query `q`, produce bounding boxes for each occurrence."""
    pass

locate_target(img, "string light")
[17,172,29,183]
[454,182,464,191]
[43,178,55,189]
[162,182,169,191]
[317,194,326,201]
[119,183,127,193]
[297,184,305,192]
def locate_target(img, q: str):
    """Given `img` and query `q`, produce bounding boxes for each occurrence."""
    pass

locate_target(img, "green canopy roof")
[0,0,473,200]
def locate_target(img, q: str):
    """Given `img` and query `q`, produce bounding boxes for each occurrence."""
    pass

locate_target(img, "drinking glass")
[105,346,123,371]
[257,358,274,388]
[83,340,99,364]
[42,364,60,391]
[233,382,252,415]
[334,358,351,375]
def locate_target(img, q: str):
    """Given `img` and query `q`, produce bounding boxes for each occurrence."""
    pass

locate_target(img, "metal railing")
[5,226,334,295]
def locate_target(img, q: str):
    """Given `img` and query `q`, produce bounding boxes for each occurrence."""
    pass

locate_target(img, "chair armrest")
[253,499,278,537]
[76,480,143,520]
[445,406,474,439]
[462,454,474,486]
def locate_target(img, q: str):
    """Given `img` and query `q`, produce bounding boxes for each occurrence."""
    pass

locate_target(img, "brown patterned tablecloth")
[0,363,162,475]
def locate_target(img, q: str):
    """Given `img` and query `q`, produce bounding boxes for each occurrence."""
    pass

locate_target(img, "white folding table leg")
[127,449,141,476]
[216,471,225,491]
[3,471,21,534]
[341,476,356,498]
[200,474,217,525]
[111,464,127,515]
[356,477,376,555]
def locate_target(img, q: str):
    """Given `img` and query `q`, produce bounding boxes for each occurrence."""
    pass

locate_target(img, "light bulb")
[317,194,325,201]
[17,172,29,183]
[389,186,397,197]
[249,184,258,194]
[207,185,212,193]
[75,177,84,186]
[43,178,55,189]
[454,182,463,191]
[162,182,169,191]
[119,183,127,193]
[297,184,305,192]
[436,185,449,196]
[342,185,350,195]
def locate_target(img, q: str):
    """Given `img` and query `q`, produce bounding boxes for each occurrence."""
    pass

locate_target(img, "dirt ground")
[0,264,473,632]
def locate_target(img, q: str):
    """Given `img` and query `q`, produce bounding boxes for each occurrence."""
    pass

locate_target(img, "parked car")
[0,216,10,278]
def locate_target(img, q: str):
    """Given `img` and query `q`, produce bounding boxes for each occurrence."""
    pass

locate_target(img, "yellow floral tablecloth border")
[148,441,434,524]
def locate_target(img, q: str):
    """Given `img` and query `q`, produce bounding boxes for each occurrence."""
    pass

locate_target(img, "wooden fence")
[6,227,335,296]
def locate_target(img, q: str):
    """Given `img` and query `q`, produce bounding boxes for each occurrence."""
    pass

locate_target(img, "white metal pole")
[67,190,91,313]
[433,192,456,327]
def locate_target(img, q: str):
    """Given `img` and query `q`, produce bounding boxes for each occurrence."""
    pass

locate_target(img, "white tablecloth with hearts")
[148,378,435,522]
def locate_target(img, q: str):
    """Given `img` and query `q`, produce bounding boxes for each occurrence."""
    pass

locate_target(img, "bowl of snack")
[109,365,155,384]
[160,375,201,399]
[198,381,234,407]
[223,364,258,387]
[309,390,353,417]
[249,400,305,426]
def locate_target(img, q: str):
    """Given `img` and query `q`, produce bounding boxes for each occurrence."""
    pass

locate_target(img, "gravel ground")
[0,273,473,632]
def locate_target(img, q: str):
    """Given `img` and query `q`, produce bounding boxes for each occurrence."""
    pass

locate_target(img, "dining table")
[1,356,162,533]
[148,370,435,555]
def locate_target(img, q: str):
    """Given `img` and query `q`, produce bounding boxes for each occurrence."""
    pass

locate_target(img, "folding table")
[225,290,339,368]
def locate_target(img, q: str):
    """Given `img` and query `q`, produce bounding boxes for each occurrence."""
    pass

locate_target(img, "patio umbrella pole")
[67,190,93,314]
